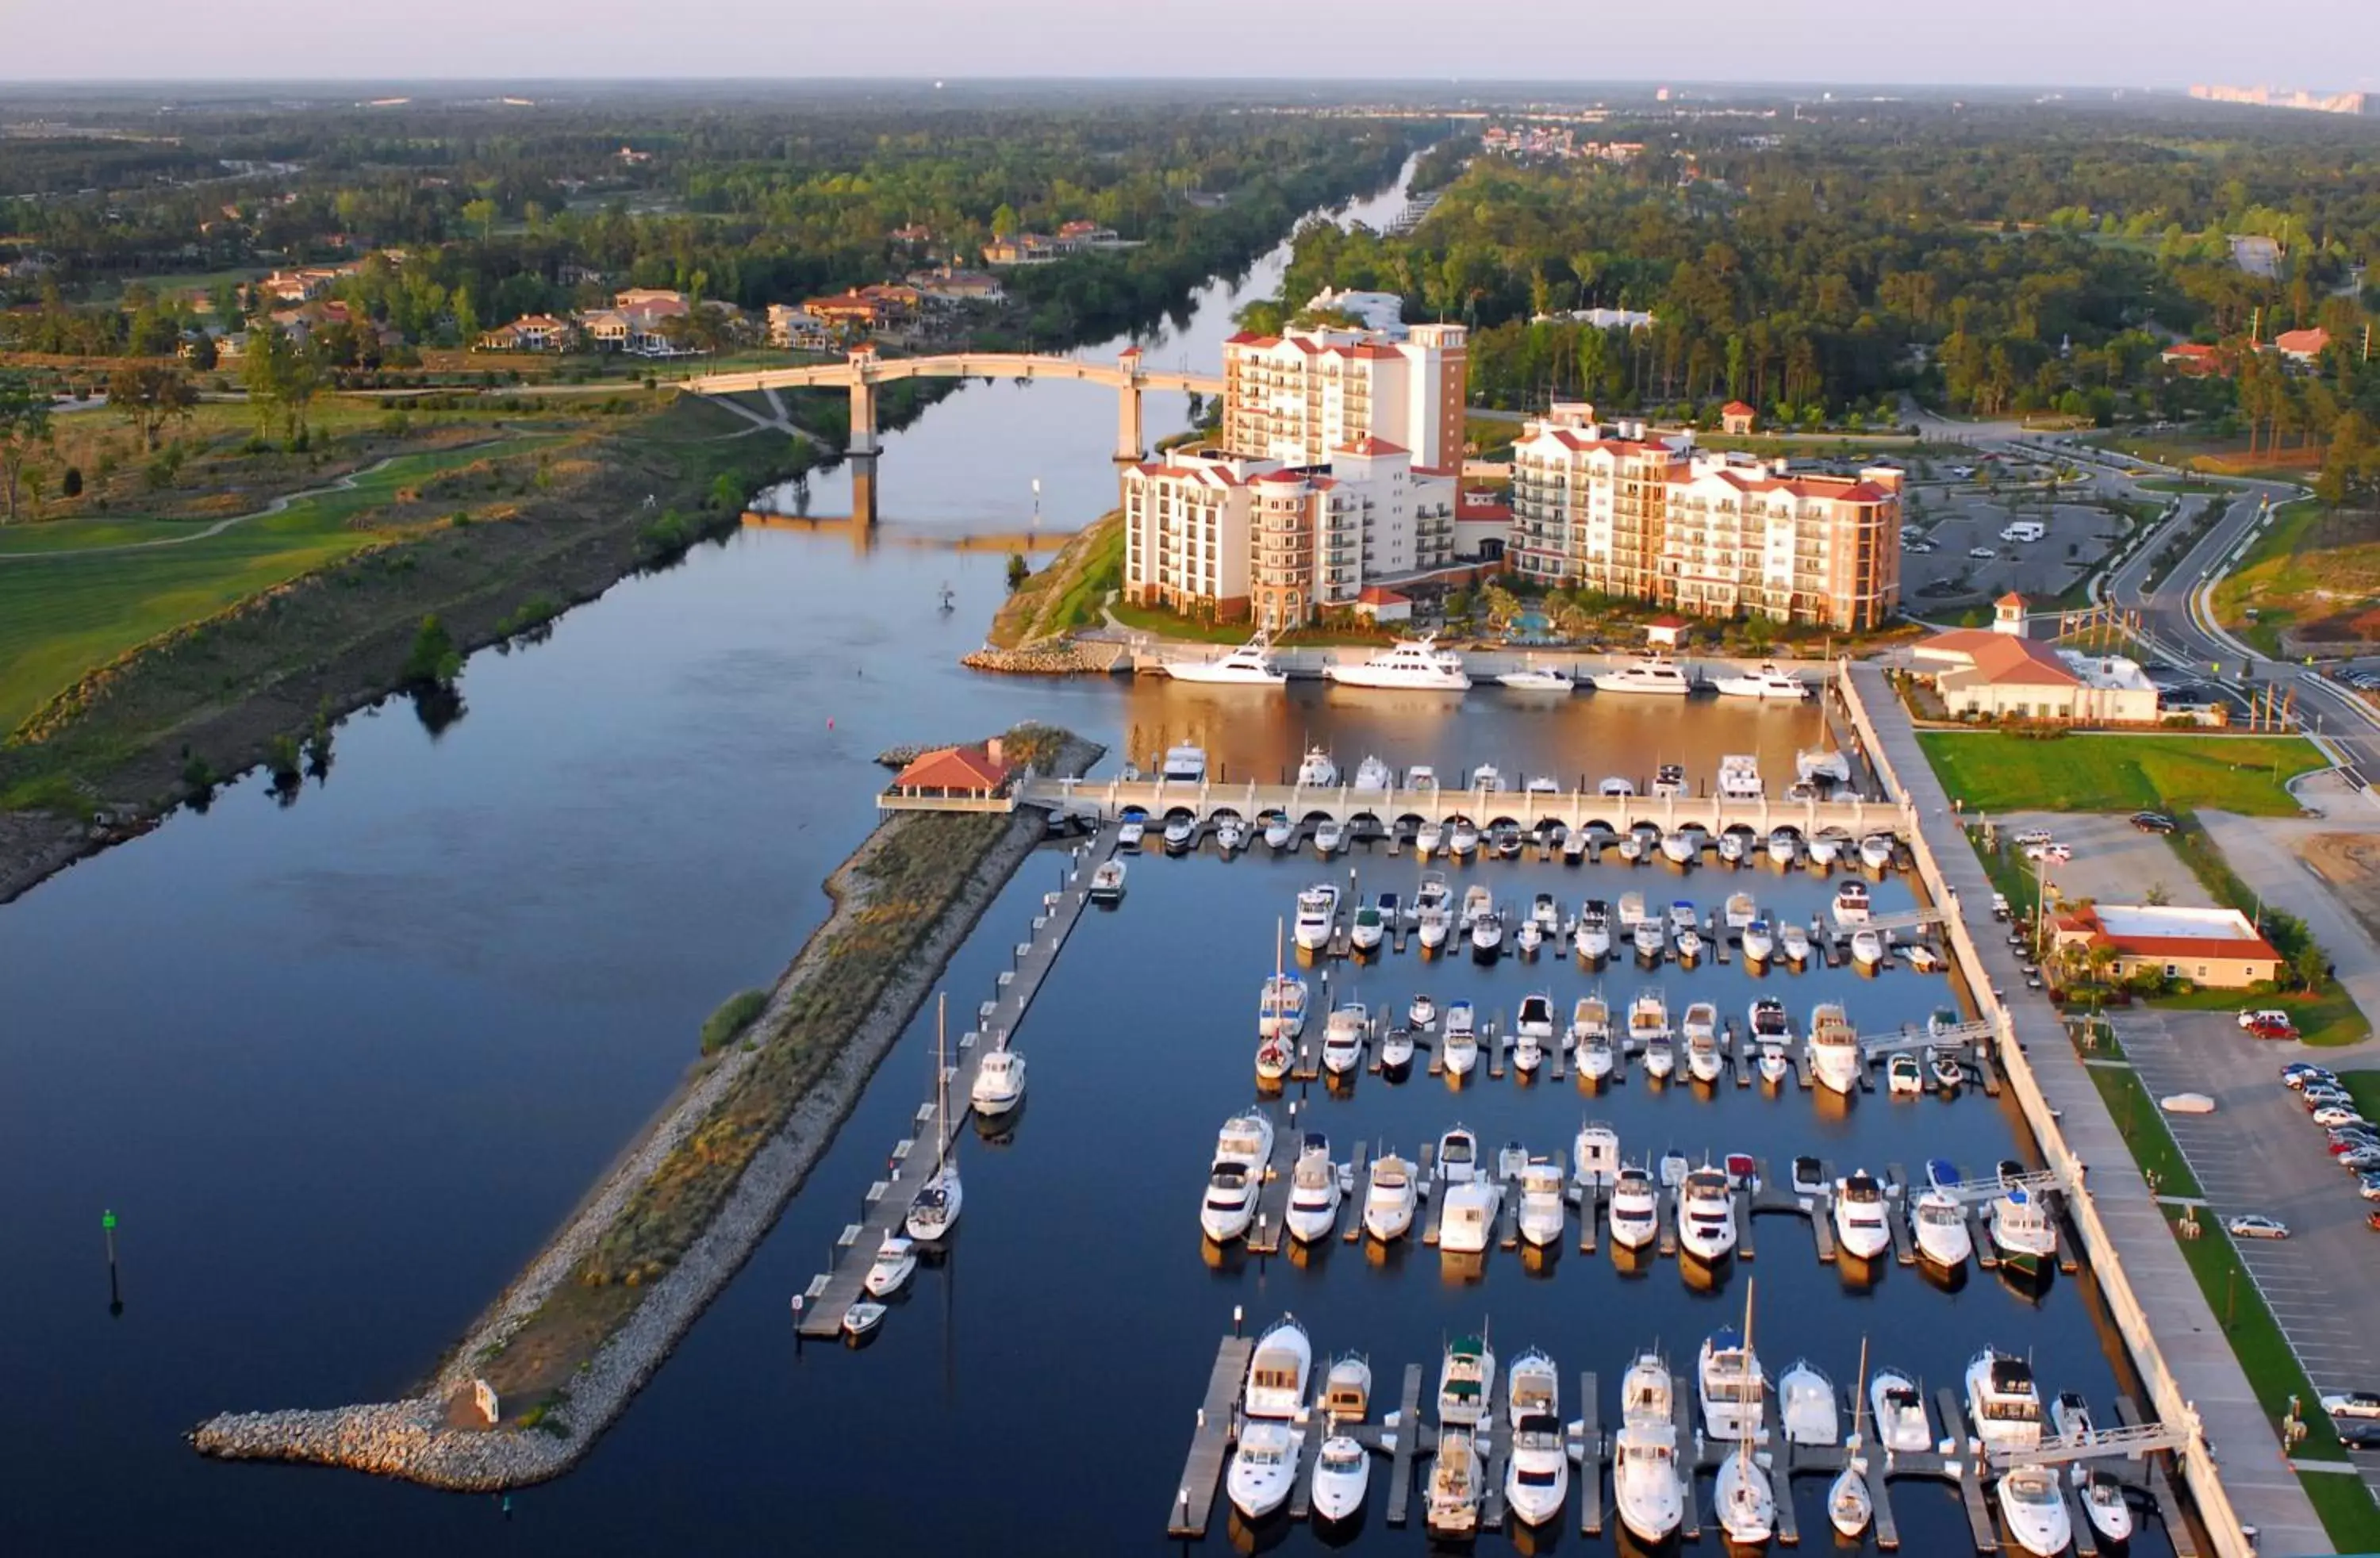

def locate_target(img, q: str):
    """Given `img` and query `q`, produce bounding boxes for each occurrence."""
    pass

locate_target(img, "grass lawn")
[2298,1471,2380,1552]
[0,437,548,732]
[2147,984,2371,1047]
[2086,1063,2204,1195]
[1917,731,2324,816]
[2210,498,2379,659]
[2336,1071,2380,1119]
[1106,599,1388,647]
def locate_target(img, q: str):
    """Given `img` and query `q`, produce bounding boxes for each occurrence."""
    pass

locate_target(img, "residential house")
[2273,327,2331,366]
[766,303,835,351]
[478,313,575,352]
[2050,904,2282,988]
[1721,400,1757,435]
[2160,342,2225,376]
[908,268,1006,307]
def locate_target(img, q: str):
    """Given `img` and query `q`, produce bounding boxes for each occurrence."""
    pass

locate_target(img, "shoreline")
[190,735,1100,1489]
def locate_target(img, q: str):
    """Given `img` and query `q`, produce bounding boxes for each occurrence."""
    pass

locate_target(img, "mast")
[1850,1334,1869,1451]
[935,992,949,1177]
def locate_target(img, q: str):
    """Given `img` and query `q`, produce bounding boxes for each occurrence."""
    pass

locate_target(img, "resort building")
[1505,403,1903,630]
[1219,322,1469,471]
[880,741,1016,813]
[2049,904,2283,988]
[1914,597,2163,723]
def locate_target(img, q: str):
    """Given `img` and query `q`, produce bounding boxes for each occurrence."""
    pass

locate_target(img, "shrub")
[700,989,770,1056]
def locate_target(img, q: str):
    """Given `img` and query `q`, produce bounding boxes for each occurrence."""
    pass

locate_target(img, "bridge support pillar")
[1115,383,1144,463]
[847,380,880,526]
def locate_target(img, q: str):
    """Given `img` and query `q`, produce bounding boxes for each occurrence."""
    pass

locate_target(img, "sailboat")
[1713,1280,1776,1545]
[904,995,964,1241]
[1829,1339,1876,1539]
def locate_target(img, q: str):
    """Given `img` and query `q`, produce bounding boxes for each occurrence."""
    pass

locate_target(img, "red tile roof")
[1357,585,1410,605]
[2274,327,2329,356]
[891,744,1012,794]
[1997,591,2027,608]
[1917,628,2079,687]
[2053,907,2278,965]
[1722,400,1756,416]
[1334,436,1408,457]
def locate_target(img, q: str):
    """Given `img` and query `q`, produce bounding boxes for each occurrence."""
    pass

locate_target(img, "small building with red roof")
[1720,400,1757,436]
[2049,904,2281,988]
[1645,614,1689,649]
[2272,327,2330,366]
[2159,342,2225,377]
[881,740,1016,812]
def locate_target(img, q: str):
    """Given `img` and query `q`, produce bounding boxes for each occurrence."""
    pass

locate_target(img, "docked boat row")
[1161,632,1818,702]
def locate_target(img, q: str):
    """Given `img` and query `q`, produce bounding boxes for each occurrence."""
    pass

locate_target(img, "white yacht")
[1406,764,1438,790]
[1246,1315,1313,1419]
[1614,1354,1685,1545]
[1514,992,1557,1047]
[1617,890,1649,929]
[1441,1003,1480,1077]
[1364,1152,1419,1241]
[1660,831,1697,869]
[1199,1110,1276,1243]
[2079,1468,2136,1545]
[1573,1122,1621,1185]
[1633,920,1667,961]
[1593,657,1694,695]
[1309,1435,1370,1525]
[1757,1037,1791,1086]
[1313,818,1345,857]
[1439,1179,1501,1254]
[1296,745,1340,788]
[1832,880,1873,926]
[1167,632,1288,685]
[1767,827,1800,868]
[1888,1052,1923,1096]
[1499,661,1575,692]
[1834,1170,1892,1262]
[1414,819,1445,861]
[1600,774,1637,798]
[1507,1413,1568,1528]
[1160,743,1209,782]
[1998,1464,2074,1558]
[1653,762,1687,798]
[969,1043,1027,1117]
[1698,1326,1765,1441]
[1352,754,1392,791]
[1715,662,1810,699]
[1966,1349,2046,1452]
[862,1234,916,1299]
[1990,1186,2059,1280]
[1641,1033,1676,1081]
[1717,755,1764,802]
[1469,906,1504,961]
[1809,831,1845,869]
[1407,989,1438,1030]
[2052,1389,2097,1446]
[1448,818,1481,859]
[1117,817,1146,852]
[1781,1360,1840,1445]
[1871,1370,1931,1453]
[1325,635,1471,691]
[1797,745,1853,785]
[1468,763,1506,793]
[1285,1133,1342,1243]
[1683,1003,1722,1084]
[1517,1157,1568,1247]
[1380,1026,1415,1073]
[1323,1353,1372,1423]
[1569,991,1610,1051]
[1226,1419,1300,1519]
[1779,921,1812,965]
[1678,1166,1737,1264]
[1424,1430,1484,1537]
[1438,1333,1497,1427]
[1348,899,1383,953]
[1321,1003,1366,1075]
[1437,1124,1480,1184]
[1574,899,1611,961]
[1161,812,1195,852]
[1860,833,1896,873]
[1852,927,1887,968]
[1626,988,1669,1050]
[1088,858,1127,903]
[1262,813,1295,851]
[1214,816,1247,854]
[1503,1347,1564,1491]
[1608,1165,1659,1249]
[1749,996,1789,1042]
[906,1003,965,1242]
[1912,1188,1974,1271]
[1806,1003,1862,1095]
[1514,918,1544,961]
[1724,891,1757,932]
[1718,829,1748,865]
[1293,883,1338,952]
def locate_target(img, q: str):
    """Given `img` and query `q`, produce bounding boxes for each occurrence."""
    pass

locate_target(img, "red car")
[2369,1210,2380,1233]
[2249,1019,2298,1040]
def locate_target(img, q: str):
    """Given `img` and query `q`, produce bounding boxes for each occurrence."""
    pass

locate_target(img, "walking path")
[1850,662,2332,1556]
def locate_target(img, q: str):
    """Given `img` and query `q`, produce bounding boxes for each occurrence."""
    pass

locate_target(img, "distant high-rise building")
[2189,83,2370,116]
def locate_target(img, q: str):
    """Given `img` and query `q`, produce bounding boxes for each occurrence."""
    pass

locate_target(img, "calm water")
[0,162,2175,1556]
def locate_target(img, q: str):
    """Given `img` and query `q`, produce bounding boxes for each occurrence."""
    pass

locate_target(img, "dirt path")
[2298,831,2380,950]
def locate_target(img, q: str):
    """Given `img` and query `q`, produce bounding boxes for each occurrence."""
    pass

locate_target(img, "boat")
[1834,1170,1892,1261]
[1424,1429,1484,1537]
[1990,1186,2059,1278]
[1595,657,1694,695]
[1933,1050,1966,1091]
[1678,1166,1737,1264]
[1912,1188,1975,1271]
[1871,1370,1931,1453]
[1626,988,1668,1047]
[1883,1052,1921,1096]
[1215,816,1247,854]
[1438,1333,1497,1427]
[1574,900,1611,961]
[1797,745,1853,785]
[1660,831,1696,868]
[1116,817,1146,852]
[1741,917,1775,963]
[1756,1038,1790,1085]
[1349,897,1384,954]
[1852,927,1887,968]
[1416,899,1450,951]
[1724,890,1757,931]
[1322,1353,1372,1422]
[1600,775,1636,798]
[1199,1109,1276,1243]
[1246,1315,1313,1418]
[1715,662,1810,700]
[1725,1152,1760,1192]
[1766,827,1799,868]
[862,1234,916,1298]
[1450,819,1484,859]
[1779,922,1812,965]
[1570,995,1612,1068]
[1749,996,1789,1041]
[1683,1003,1722,1083]
[1806,1003,1862,1095]
[1718,829,1747,865]
[1998,1464,2074,1558]
[1364,1152,1419,1241]
[1285,1133,1342,1242]
[1791,1155,1826,1202]
[1326,635,1471,691]
[1293,883,1338,952]
[1313,818,1345,857]
[1321,1003,1366,1076]
[1439,1180,1502,1254]
[1860,833,1895,873]
[841,1299,887,1339]
[970,1043,1027,1116]
[1514,992,1557,1045]
[2051,1389,2096,1445]
[1168,632,1288,685]
[1901,943,1943,972]
[1966,1349,2046,1451]
[1517,1157,1568,1246]
[1642,1034,1676,1081]
[1499,662,1575,692]
[1510,1019,1544,1074]
[1310,1434,1370,1525]
[1617,891,1649,930]
[1507,1404,1569,1527]
[1562,825,1592,863]
[1352,754,1392,791]
[1998,1159,2028,1188]
[1653,762,1689,799]
[905,997,965,1241]
[1469,763,1507,794]
[1470,908,1503,961]
[1699,1324,1764,1441]
[1414,819,1444,859]
[1262,813,1295,852]
[1408,989,1438,1029]
[1379,1026,1415,1072]
[1514,919,1544,960]
[2079,1468,2136,1545]
[1781,1360,1840,1445]
[1227,1418,1302,1519]
[1573,1122,1621,1185]
[1658,1149,1691,1190]
[1442,1005,1480,1078]
[1088,859,1127,904]
[1831,1340,1875,1539]
[1833,880,1872,925]
[1255,1031,1293,1084]
[1438,1124,1480,1184]
[1257,968,1308,1041]
[1715,1433,1775,1545]
[1927,1158,1962,1192]
[1609,1165,1659,1249]
[1296,746,1340,787]
[1162,814,1197,854]
[1633,921,1666,961]
[1614,1353,1685,1544]
[1407,764,1439,789]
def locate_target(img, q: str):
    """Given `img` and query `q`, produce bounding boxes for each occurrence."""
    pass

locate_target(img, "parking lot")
[1994,809,2212,914]
[1903,494,2127,607]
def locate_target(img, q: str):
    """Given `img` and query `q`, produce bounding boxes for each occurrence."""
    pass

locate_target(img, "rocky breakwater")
[962,635,1122,675]
[194,726,1103,1489]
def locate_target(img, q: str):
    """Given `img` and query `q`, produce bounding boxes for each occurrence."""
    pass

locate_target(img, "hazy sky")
[6,0,2378,89]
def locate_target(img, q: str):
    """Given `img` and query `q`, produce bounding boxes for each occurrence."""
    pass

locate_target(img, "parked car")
[2240,1008,2296,1030]
[2011,828,2054,846]
[2324,1391,2380,1421]
[2313,1106,2368,1129]
[2340,1417,2380,1447]
[2247,1018,2298,1041]
[2282,1062,2336,1088]
[1968,547,1998,560]
[2022,842,2074,862]
[1906,540,1936,554]
[2130,812,2178,833]
[2339,1149,2380,1173]
[2227,1214,2291,1239]
[2358,1172,2380,1202]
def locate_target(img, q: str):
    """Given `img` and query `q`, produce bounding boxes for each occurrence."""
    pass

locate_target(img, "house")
[2160,342,2225,376]
[1913,613,2163,723]
[1645,615,1689,650]
[879,741,1016,813]
[478,313,574,352]
[766,304,835,351]
[578,290,690,355]
[982,232,1063,267]
[889,224,932,245]
[1720,400,1756,436]
[2050,904,2282,988]
[1353,585,1412,623]
[2272,327,2330,366]
[909,268,1006,307]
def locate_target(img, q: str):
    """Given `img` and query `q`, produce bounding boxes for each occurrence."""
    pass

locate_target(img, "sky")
[5,0,2378,90]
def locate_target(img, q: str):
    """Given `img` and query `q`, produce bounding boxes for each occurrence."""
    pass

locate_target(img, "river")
[0,160,2178,1556]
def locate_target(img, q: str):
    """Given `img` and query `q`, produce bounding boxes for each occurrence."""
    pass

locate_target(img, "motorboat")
[1380,1026,1415,1072]
[1715,1437,1775,1545]
[1088,859,1127,903]
[1834,1170,1892,1262]
[1749,996,1789,1042]
[1832,880,1872,926]
[1215,816,1247,854]
[1699,1325,1765,1441]
[1998,1159,2029,1188]
[1571,995,1612,1065]
[1653,762,1688,800]
[841,1299,887,1339]
[862,1235,916,1299]
[1262,813,1295,851]
[1168,632,1287,685]
[1442,1005,1480,1078]
[1806,1003,1862,1095]
[1439,1179,1502,1254]
[1310,1435,1370,1525]
[1438,1125,1480,1184]
[906,1003,965,1241]
[1660,831,1696,868]
[1758,1037,1791,1085]
[1797,745,1853,785]
[1860,834,1895,873]
[1966,1349,2046,1452]
[1871,1370,1931,1453]
[1470,907,1503,961]
[1642,1034,1676,1081]
[1633,920,1667,961]
[1595,657,1693,695]
[1447,819,1480,859]
[1511,1020,1544,1075]
[2079,1468,2136,1545]
[1724,890,1757,931]
[1781,1360,1840,1445]
[1321,1003,1366,1075]
[1715,662,1810,700]
[1255,1030,1292,1084]
[1364,1153,1419,1241]
[1997,1464,2073,1558]
[1902,943,1943,972]
[1352,754,1392,791]
[1424,1429,1484,1537]
[1296,746,1341,788]
[1718,829,1748,865]
[970,1044,1027,1116]
[1626,989,1668,1051]
[1499,661,1575,692]
[1609,1165,1659,1249]
[1323,1353,1372,1423]
[1515,992,1557,1046]
[1407,764,1439,790]
[1852,927,1887,969]
[1506,1408,1569,1526]
[1414,869,1451,922]
[1683,1004,1722,1083]
[1518,1157,1568,1246]
[1530,892,1560,933]
[1491,821,1525,862]
[1293,884,1338,952]
[1713,759,1763,808]
[1246,1315,1313,1418]
[1414,819,1445,859]
[1767,827,1800,868]
[1725,1152,1760,1192]
[1162,814,1197,854]
[1460,884,1492,931]
[1326,635,1471,691]
[1349,900,1384,953]
[1227,1419,1301,1519]
[1200,1110,1276,1243]
[1912,1188,1974,1271]
[1313,818,1345,857]
[1677,1167,1737,1264]
[1617,891,1649,929]
[1407,989,1438,1030]
[1117,817,1146,852]
[1658,1149,1691,1190]
[1614,1353,1685,1544]
[1438,1333,1497,1427]
[2050,1389,2097,1446]
[1927,1157,1963,1192]
[1573,1122,1620,1185]
[1741,917,1775,963]
[1791,1155,1827,1203]
[1285,1133,1342,1242]
[1887,1052,1922,1095]
[1600,775,1637,798]
[1990,1186,2059,1279]
[1416,899,1450,951]
[1514,919,1544,960]
[1574,900,1611,961]
[1779,922,1812,965]
[1470,763,1507,793]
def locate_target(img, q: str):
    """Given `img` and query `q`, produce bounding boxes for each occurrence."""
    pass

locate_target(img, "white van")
[2000,520,2045,543]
